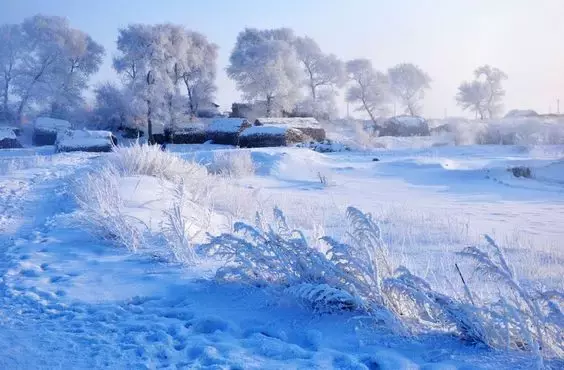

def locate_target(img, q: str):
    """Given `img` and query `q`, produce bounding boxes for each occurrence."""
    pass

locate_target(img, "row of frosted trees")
[0,15,507,131]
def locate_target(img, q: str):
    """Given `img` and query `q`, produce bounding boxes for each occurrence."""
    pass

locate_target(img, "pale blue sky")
[2,0,563,117]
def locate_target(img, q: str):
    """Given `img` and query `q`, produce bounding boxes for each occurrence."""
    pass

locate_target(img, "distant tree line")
[0,16,508,135]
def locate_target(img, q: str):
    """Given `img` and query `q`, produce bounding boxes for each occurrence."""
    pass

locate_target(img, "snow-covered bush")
[199,207,401,327]
[161,179,209,264]
[207,150,255,177]
[457,236,564,362]
[109,142,209,201]
[74,166,147,251]
[200,205,563,361]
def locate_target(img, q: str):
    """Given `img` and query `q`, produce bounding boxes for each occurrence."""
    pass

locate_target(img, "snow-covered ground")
[0,143,562,369]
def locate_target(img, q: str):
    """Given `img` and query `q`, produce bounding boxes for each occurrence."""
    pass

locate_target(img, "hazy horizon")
[2,0,563,118]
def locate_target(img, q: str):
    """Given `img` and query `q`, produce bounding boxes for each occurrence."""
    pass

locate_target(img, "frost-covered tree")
[294,36,345,118]
[475,65,507,118]
[91,82,132,130]
[47,28,104,119]
[113,24,218,139]
[227,28,301,117]
[456,80,488,119]
[346,59,389,123]
[387,63,431,116]
[0,24,23,123]
[1,15,104,123]
[456,65,507,119]
[177,30,218,118]
[114,24,173,142]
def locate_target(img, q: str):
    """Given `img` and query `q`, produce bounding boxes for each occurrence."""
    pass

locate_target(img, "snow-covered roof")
[206,118,249,133]
[0,127,17,140]
[387,115,427,127]
[240,126,289,137]
[504,109,539,118]
[34,117,72,133]
[255,117,321,128]
[56,129,115,149]
[175,121,206,132]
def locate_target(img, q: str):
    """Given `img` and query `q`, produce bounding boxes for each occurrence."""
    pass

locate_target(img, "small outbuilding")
[0,127,23,149]
[170,122,207,144]
[33,117,72,146]
[254,117,326,141]
[205,118,251,145]
[239,126,307,148]
[55,129,117,153]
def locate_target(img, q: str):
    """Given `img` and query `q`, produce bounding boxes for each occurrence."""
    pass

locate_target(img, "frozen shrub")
[207,150,255,177]
[74,166,147,251]
[161,179,209,264]
[199,207,403,327]
[110,142,208,183]
[201,205,563,362]
[109,142,211,203]
[457,236,564,362]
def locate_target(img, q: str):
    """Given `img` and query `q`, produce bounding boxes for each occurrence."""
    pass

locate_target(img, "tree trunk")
[266,95,272,118]
[361,97,378,125]
[147,99,154,145]
[2,78,9,117]
[183,78,196,119]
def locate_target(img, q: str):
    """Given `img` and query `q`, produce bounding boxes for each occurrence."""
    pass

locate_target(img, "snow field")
[0,143,563,368]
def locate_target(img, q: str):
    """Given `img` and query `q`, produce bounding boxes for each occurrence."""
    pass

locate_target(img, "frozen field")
[0,143,562,369]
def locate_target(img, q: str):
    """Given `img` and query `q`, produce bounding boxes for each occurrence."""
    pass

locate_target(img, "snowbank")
[55,129,117,153]
[504,109,539,118]
[296,139,351,153]
[533,160,564,184]
[33,117,72,146]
